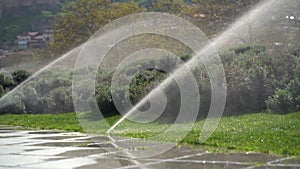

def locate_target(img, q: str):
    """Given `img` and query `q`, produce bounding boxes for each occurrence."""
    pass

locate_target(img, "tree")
[149,0,261,36]
[189,0,260,36]
[151,0,193,16]
[51,0,146,54]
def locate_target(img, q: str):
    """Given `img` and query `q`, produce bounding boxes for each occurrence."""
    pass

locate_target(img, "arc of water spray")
[0,0,288,143]
[106,0,282,143]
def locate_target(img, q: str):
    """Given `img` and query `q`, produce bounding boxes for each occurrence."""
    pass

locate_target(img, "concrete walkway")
[0,127,299,169]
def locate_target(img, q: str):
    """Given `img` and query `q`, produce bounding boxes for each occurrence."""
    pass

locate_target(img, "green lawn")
[0,112,299,156]
[0,113,83,132]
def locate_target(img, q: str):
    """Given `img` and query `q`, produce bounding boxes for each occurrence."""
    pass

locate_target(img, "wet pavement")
[0,126,299,169]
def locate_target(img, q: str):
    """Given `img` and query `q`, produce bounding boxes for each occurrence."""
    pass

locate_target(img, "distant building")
[16,30,54,49]
[0,49,11,59]
[16,34,31,45]
[43,29,54,43]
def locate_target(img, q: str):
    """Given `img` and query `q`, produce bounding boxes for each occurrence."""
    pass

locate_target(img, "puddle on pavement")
[87,143,115,148]
[32,142,93,147]
[31,136,83,140]
[23,148,45,152]
[0,135,21,138]
[69,136,111,143]
[45,157,69,162]
[28,131,63,134]
[75,158,134,169]
[88,136,111,142]
[0,128,14,130]
[0,130,18,133]
[0,127,23,131]
[58,149,106,157]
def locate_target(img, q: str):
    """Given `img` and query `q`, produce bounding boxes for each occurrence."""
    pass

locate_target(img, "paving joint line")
[266,156,292,165]
[116,152,209,169]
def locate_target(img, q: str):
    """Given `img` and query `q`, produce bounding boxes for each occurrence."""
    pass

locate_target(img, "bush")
[1,76,14,90]
[0,85,4,97]
[12,70,31,85]
[95,83,118,117]
[129,69,166,104]
[266,78,300,114]
[223,44,300,115]
[232,45,266,55]
[1,44,299,117]
[0,71,74,114]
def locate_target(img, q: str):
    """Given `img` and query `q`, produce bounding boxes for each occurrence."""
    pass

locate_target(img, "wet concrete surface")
[0,126,299,169]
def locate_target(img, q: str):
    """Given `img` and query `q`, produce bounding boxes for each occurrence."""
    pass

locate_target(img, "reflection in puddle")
[32,142,93,147]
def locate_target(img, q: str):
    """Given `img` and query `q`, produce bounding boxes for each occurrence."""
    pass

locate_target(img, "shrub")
[0,71,74,114]
[129,69,166,104]
[1,76,14,90]
[1,44,299,117]
[223,44,300,115]
[266,78,300,114]
[0,85,4,97]
[95,83,118,117]
[12,70,31,85]
[232,45,266,55]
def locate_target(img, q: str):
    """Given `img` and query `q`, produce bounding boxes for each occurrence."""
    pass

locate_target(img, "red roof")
[28,32,39,36]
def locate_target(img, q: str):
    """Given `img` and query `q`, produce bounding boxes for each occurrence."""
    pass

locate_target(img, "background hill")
[0,0,61,18]
[0,0,62,44]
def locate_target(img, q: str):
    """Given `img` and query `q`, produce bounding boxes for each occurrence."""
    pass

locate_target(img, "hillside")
[0,0,60,18]
[0,0,62,45]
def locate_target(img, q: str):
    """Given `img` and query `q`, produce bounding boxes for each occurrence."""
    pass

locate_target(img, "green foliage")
[94,68,167,117]
[50,0,256,55]
[266,78,300,114]
[232,45,266,55]
[264,46,300,114]
[1,44,299,117]
[12,70,31,84]
[0,71,74,114]
[0,69,31,100]
[1,44,299,118]
[129,69,166,104]
[180,54,192,62]
[41,10,55,18]
[151,0,190,15]
[95,82,118,117]
[224,45,300,115]
[2,76,14,90]
[0,85,4,97]
[51,0,145,54]
[0,74,15,90]
[21,71,73,114]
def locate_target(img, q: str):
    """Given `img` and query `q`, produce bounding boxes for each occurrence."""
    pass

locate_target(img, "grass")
[0,112,299,156]
[0,113,83,132]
